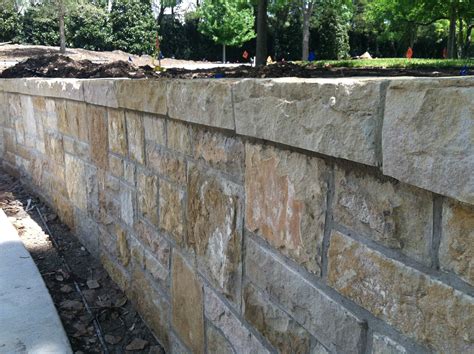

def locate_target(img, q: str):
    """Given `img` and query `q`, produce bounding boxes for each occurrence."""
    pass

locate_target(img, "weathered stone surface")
[65,154,87,210]
[172,252,204,354]
[327,230,474,353]
[334,166,433,265]
[245,143,328,274]
[134,220,171,265]
[137,172,159,226]
[439,199,474,286]
[204,286,270,354]
[192,127,244,179]
[245,236,366,353]
[108,154,123,177]
[3,78,85,101]
[167,80,234,129]
[167,120,191,155]
[169,331,190,354]
[143,114,166,145]
[372,334,407,354]
[206,323,235,354]
[159,180,184,244]
[88,105,108,169]
[144,248,169,287]
[126,111,145,164]
[108,109,128,156]
[83,79,118,107]
[74,210,100,258]
[100,251,130,291]
[120,184,134,226]
[44,131,64,166]
[234,78,384,166]
[383,78,474,204]
[115,224,130,266]
[116,79,167,115]
[146,144,186,184]
[43,98,58,130]
[187,166,242,303]
[129,268,170,350]
[243,282,312,353]
[66,101,88,142]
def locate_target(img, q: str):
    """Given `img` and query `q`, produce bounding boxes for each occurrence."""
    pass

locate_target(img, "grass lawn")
[300,58,474,69]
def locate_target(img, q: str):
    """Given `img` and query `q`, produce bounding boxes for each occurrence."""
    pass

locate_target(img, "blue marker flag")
[460,65,469,76]
[308,51,316,62]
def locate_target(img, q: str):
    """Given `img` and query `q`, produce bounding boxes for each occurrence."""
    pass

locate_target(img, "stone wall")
[0,77,472,354]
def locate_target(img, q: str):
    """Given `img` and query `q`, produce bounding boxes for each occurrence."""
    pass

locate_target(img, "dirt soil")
[1,53,470,79]
[0,170,164,354]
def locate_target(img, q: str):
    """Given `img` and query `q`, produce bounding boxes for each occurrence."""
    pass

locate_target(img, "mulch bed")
[0,54,469,79]
[0,170,164,354]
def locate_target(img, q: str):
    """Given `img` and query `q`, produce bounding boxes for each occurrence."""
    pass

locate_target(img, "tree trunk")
[58,0,66,54]
[301,1,313,61]
[256,0,268,66]
[463,24,473,58]
[222,44,226,63]
[447,2,457,59]
[458,16,463,58]
[108,0,113,12]
[157,5,165,27]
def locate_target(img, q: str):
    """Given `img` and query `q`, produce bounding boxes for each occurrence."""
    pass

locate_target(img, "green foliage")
[21,3,59,46]
[302,57,474,68]
[109,0,157,55]
[198,0,256,47]
[0,0,23,42]
[67,3,112,51]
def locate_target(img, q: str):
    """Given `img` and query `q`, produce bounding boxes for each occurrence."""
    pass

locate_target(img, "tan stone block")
[115,79,167,115]
[144,249,169,286]
[56,99,67,134]
[171,252,204,354]
[134,220,170,264]
[120,184,134,227]
[192,127,244,178]
[89,105,108,169]
[327,230,474,353]
[167,120,191,155]
[44,132,64,166]
[108,109,127,156]
[108,154,123,177]
[137,172,158,226]
[52,194,75,229]
[187,166,242,302]
[372,334,407,354]
[143,114,166,145]
[123,160,135,185]
[439,200,474,286]
[334,166,433,265]
[42,98,58,130]
[159,180,184,244]
[65,154,87,211]
[206,323,234,354]
[100,251,130,291]
[66,100,88,141]
[245,143,328,274]
[146,143,186,185]
[115,224,130,267]
[126,111,145,164]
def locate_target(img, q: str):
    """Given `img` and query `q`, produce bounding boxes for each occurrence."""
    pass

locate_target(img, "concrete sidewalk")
[0,209,72,353]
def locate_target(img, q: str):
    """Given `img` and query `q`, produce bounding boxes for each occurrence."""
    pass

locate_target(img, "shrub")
[0,1,23,42]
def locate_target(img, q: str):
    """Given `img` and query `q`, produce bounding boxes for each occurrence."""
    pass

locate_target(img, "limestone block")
[4,78,84,101]
[146,143,186,185]
[137,172,159,226]
[167,79,235,130]
[120,184,134,226]
[245,143,328,274]
[108,154,123,177]
[372,334,407,354]
[192,127,244,179]
[206,323,234,354]
[134,220,171,267]
[327,230,474,353]
[144,248,169,287]
[243,282,313,353]
[439,199,474,286]
[83,79,119,107]
[382,78,474,204]
[245,236,366,353]
[334,166,433,265]
[187,166,243,303]
[167,120,191,155]
[88,105,108,169]
[234,78,385,166]
[115,79,167,115]
[65,101,88,142]
[171,252,204,354]
[65,154,87,211]
[44,131,64,166]
[159,179,184,244]
[126,111,145,164]
[143,114,166,145]
[108,109,127,156]
[204,286,270,354]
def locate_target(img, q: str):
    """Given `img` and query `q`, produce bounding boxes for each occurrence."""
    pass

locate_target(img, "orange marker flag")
[242,50,249,60]
[406,47,413,59]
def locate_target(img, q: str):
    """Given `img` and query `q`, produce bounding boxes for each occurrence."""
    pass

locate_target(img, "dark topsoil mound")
[1,54,470,79]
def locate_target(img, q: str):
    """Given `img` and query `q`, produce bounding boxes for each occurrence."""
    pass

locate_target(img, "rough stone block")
[108,109,127,156]
[204,286,270,354]
[382,78,474,204]
[187,166,243,303]
[43,98,58,130]
[159,180,184,244]
[439,199,474,286]
[334,166,433,264]
[243,282,312,353]
[115,224,130,267]
[167,80,234,129]
[119,184,134,227]
[245,143,328,274]
[143,114,166,145]
[172,252,204,354]
[245,236,366,353]
[126,111,145,164]
[5,78,85,101]
[44,131,64,166]
[206,323,234,354]
[327,230,474,353]
[66,101,88,142]
[137,172,159,226]
[167,120,191,155]
[83,79,119,107]
[144,248,169,287]
[108,154,123,177]
[234,78,385,166]
[116,79,167,115]
[146,143,186,185]
[192,127,244,179]
[134,220,171,265]
[65,154,87,211]
[100,251,130,291]
[372,334,407,354]
[88,105,108,170]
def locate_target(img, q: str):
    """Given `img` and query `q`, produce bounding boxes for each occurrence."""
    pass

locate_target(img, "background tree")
[0,0,23,42]
[198,0,256,62]
[256,0,268,65]
[301,0,316,60]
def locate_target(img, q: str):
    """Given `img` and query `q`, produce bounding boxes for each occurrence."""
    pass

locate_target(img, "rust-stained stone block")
[126,111,145,164]
[65,100,88,142]
[115,224,130,267]
[108,108,127,156]
[172,251,204,354]
[159,179,184,245]
[137,172,159,226]
[89,105,108,170]
[134,220,171,264]
[146,143,186,185]
[439,199,474,286]
[245,143,328,274]
[327,230,474,353]
[187,165,242,303]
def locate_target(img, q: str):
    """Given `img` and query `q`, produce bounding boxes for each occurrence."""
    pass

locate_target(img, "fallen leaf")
[114,297,127,307]
[60,285,73,293]
[125,338,148,351]
[104,334,122,345]
[60,299,83,311]
[87,279,100,289]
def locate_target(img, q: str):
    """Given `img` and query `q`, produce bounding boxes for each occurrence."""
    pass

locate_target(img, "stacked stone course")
[0,77,472,353]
